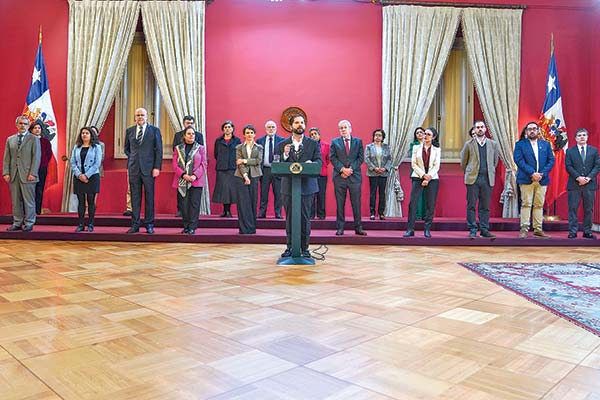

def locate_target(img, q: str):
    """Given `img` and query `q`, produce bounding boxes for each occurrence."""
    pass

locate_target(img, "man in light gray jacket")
[460,120,500,239]
[3,116,41,232]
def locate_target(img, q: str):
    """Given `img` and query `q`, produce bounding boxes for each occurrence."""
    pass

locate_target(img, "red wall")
[0,0,597,220]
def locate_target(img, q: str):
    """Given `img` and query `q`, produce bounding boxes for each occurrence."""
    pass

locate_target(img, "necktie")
[580,146,586,161]
[17,134,23,147]
[344,138,350,155]
[136,126,143,143]
[268,136,274,163]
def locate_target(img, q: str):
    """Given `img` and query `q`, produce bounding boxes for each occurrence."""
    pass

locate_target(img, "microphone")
[293,143,304,161]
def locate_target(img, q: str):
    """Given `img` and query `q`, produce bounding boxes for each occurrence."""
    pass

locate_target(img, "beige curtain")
[141,1,209,214]
[62,0,140,212]
[382,5,462,217]
[462,8,523,218]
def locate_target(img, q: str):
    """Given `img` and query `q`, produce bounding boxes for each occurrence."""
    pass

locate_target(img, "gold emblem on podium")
[290,162,303,175]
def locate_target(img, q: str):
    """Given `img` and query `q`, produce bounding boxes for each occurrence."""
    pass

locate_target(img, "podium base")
[277,256,316,265]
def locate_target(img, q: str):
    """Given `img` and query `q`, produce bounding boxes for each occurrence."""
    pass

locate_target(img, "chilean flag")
[538,49,568,206]
[22,41,58,186]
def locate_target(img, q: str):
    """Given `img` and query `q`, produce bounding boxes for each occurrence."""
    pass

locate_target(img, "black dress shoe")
[583,232,597,239]
[355,229,367,236]
[6,225,21,232]
[75,225,85,232]
[403,230,414,237]
[568,233,577,239]
[317,216,325,220]
[480,231,496,239]
[281,249,292,258]
[379,215,385,220]
[88,224,94,232]
[225,211,232,218]
[468,231,478,239]
[257,214,266,219]
[181,228,189,234]
[127,226,139,233]
[146,225,155,234]
[335,229,344,236]
[301,250,311,258]
[424,229,431,238]
[123,210,132,216]
[23,225,33,232]
[370,215,375,220]
[219,211,228,217]
[275,214,283,219]
[187,229,195,235]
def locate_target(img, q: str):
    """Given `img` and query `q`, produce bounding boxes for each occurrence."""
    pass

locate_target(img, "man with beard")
[277,114,322,259]
[460,120,501,239]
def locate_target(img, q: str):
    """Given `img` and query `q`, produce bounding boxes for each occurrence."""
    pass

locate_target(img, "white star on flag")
[547,74,556,93]
[31,67,41,84]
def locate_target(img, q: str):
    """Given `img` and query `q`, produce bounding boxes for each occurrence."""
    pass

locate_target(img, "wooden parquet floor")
[0,240,598,400]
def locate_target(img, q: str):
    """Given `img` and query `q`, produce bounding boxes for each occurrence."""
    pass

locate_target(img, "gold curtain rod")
[357,1,526,9]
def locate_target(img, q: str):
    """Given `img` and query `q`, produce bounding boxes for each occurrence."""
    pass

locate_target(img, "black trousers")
[236,176,259,234]
[466,174,492,232]
[179,187,203,231]
[568,187,595,234]
[369,176,387,216]
[283,193,312,251]
[407,179,439,231]
[35,167,48,215]
[334,178,362,230]
[259,166,282,216]
[76,193,96,225]
[129,172,155,227]
[311,175,327,219]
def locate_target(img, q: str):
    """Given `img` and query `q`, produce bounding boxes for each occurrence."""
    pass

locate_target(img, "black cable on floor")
[310,244,328,261]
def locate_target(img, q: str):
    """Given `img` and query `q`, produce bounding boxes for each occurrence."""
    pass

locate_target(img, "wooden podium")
[271,161,321,265]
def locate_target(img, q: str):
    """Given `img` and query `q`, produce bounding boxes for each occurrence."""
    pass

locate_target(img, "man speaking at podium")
[278,114,322,258]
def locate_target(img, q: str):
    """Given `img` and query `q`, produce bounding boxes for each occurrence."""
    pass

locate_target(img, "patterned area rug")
[460,262,600,336]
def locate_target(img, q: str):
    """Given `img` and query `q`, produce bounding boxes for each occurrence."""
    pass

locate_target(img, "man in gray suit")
[460,120,500,239]
[3,116,41,232]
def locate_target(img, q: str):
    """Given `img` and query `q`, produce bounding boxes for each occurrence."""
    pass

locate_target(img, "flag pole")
[39,25,42,44]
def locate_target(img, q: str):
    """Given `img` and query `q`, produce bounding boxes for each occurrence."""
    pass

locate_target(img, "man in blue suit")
[256,120,285,219]
[513,121,555,238]
[124,107,163,234]
[330,119,366,236]
[278,114,322,258]
[565,128,600,239]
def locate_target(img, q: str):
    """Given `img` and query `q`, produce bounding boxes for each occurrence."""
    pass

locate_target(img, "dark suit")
[3,132,41,228]
[330,136,364,231]
[124,124,163,228]
[565,144,600,235]
[235,143,264,234]
[256,134,285,217]
[172,130,204,214]
[277,136,322,251]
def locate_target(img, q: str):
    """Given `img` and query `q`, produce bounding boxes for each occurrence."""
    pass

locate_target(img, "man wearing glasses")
[3,116,41,232]
[513,121,555,238]
[460,120,501,239]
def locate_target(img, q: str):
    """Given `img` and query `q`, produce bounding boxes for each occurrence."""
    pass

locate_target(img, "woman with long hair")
[70,127,102,232]
[404,127,441,238]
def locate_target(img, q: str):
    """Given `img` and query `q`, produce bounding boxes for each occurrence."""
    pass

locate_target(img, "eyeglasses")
[526,127,539,131]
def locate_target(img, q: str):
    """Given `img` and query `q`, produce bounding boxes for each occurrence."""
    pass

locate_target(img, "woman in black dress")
[212,120,241,217]
[70,127,102,232]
